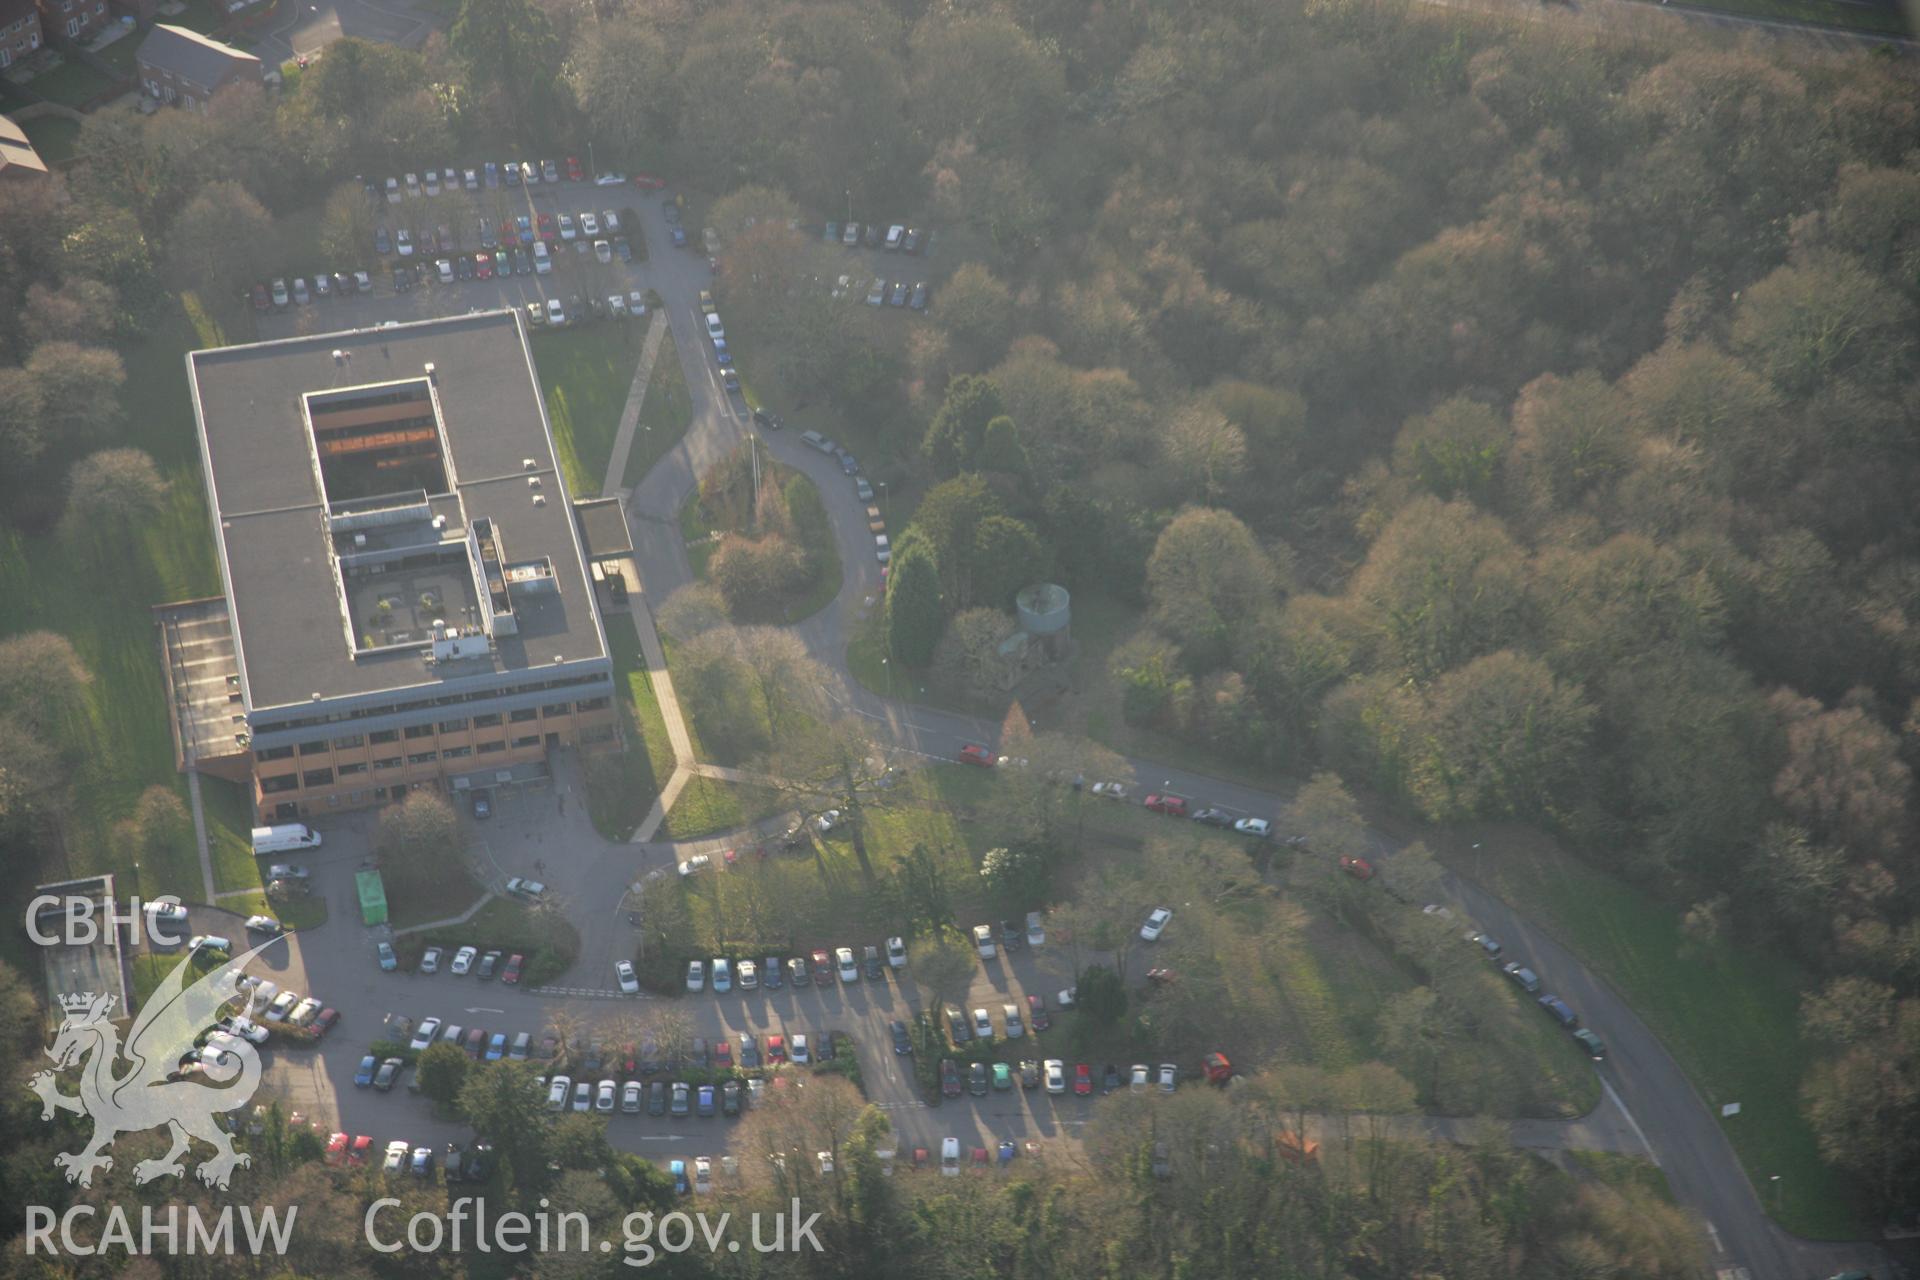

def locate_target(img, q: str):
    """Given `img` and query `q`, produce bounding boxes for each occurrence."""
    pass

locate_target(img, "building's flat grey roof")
[188,311,608,712]
[136,24,262,86]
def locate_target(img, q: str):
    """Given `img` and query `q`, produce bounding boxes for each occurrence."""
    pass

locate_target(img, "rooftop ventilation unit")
[522,458,537,471]
[527,476,542,488]
[423,361,436,383]
[531,494,547,506]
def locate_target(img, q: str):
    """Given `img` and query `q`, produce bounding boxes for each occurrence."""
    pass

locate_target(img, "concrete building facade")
[183,311,620,820]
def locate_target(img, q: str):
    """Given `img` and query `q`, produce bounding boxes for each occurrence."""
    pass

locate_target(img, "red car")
[537,212,556,242]
[564,155,584,182]
[632,174,667,190]
[811,948,832,983]
[1026,994,1050,1032]
[1339,855,1375,881]
[475,254,494,280]
[713,1039,733,1069]
[347,1135,373,1167]
[1144,793,1190,817]
[971,1146,990,1168]
[311,1007,339,1036]
[324,1132,349,1165]
[501,953,523,984]
[958,743,995,767]
[940,1059,961,1097]
[766,1034,786,1062]
[1073,1063,1093,1096]
[251,283,270,311]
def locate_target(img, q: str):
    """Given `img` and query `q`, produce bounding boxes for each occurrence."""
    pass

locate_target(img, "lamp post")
[878,480,888,523]
[1770,1174,1782,1215]
[845,189,853,226]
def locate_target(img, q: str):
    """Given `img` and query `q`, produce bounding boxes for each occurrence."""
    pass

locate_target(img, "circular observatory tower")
[1015,583,1072,659]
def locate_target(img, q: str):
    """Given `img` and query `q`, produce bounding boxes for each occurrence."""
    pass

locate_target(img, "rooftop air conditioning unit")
[531,494,547,506]
[522,458,537,471]
[527,476,542,488]
[353,533,367,547]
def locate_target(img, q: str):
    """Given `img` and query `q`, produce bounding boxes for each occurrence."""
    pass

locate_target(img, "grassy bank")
[1437,824,1855,1238]
[584,619,675,840]
[534,322,648,498]
[622,327,691,488]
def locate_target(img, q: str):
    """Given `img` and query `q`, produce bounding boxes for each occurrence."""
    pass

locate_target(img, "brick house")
[135,23,261,110]
[33,0,108,43]
[0,0,43,68]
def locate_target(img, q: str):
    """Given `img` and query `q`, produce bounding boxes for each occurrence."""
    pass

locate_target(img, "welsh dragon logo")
[30,937,282,1190]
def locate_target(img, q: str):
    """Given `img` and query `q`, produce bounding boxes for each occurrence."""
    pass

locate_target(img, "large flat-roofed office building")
[184,312,618,819]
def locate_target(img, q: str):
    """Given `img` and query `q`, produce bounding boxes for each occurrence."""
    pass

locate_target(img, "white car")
[1140,908,1172,942]
[1026,911,1045,947]
[1233,818,1272,838]
[1159,1063,1178,1093]
[615,961,639,994]
[558,213,577,241]
[972,1007,994,1042]
[450,946,478,975]
[790,1033,810,1064]
[572,1082,591,1113]
[385,176,401,203]
[972,923,995,959]
[224,1016,269,1045]
[621,1081,642,1113]
[832,273,853,299]
[836,947,858,983]
[410,1018,442,1051]
[1044,1059,1066,1094]
[686,960,705,992]
[383,1140,409,1173]
[264,991,298,1023]
[287,998,320,1027]
[677,854,711,876]
[546,297,566,325]
[886,936,907,969]
[420,946,442,973]
[816,1150,834,1175]
[403,172,420,197]
[396,228,413,257]
[594,172,626,186]
[813,810,841,834]
[546,1075,572,1111]
[1131,1064,1150,1093]
[737,959,757,989]
[704,312,724,342]
[941,1137,960,1176]
[694,1155,712,1193]
[580,212,601,236]
[875,534,891,564]
[1003,1002,1025,1038]
[243,914,282,934]
[595,1079,616,1113]
[266,864,310,880]
[505,877,547,899]
[1091,781,1131,801]
[712,957,732,993]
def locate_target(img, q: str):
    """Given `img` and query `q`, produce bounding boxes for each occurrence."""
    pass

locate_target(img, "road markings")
[531,986,640,1000]
[1705,1221,1723,1253]
[465,1006,505,1014]
[1600,1078,1659,1167]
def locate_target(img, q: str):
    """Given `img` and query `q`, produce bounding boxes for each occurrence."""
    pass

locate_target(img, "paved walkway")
[186,771,217,902]
[601,310,672,499]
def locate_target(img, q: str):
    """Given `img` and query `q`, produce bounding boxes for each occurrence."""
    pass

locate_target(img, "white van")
[533,242,552,274]
[251,824,321,854]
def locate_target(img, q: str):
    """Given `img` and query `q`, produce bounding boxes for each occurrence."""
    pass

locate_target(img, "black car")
[722,1080,741,1116]
[968,1061,989,1096]
[613,236,632,262]
[375,226,393,256]
[902,227,923,254]
[862,223,881,249]
[999,919,1023,952]
[647,1081,667,1116]
[763,955,783,989]
[739,1035,760,1069]
[1192,807,1235,829]
[888,280,909,307]
[456,255,474,280]
[1102,1063,1121,1094]
[476,950,499,980]
[373,1058,403,1091]
[391,266,411,292]
[751,407,783,431]
[465,1141,494,1183]
[864,945,884,980]
[662,200,681,225]
[816,1030,836,1061]
[909,282,929,310]
[889,1019,912,1055]
[513,248,530,275]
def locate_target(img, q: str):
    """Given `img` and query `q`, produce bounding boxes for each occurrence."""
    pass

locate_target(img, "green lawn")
[1439,825,1857,1238]
[218,888,328,931]
[661,777,788,840]
[22,57,118,109]
[622,328,691,489]
[19,115,81,167]
[584,618,674,840]
[384,866,486,932]
[203,776,263,893]
[532,323,647,499]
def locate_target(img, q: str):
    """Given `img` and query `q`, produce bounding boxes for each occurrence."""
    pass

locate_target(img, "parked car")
[1538,995,1579,1028]
[1234,817,1272,837]
[1144,793,1190,817]
[1140,908,1173,941]
[1339,855,1375,880]
[1502,962,1542,994]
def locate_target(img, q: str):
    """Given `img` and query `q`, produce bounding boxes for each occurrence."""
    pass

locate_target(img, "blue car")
[671,226,687,248]
[668,1159,688,1194]
[712,338,732,367]
[483,161,498,188]
[763,956,782,990]
[614,237,632,262]
[377,942,397,971]
[485,1032,507,1061]
[354,1055,376,1087]
[840,452,859,475]
[503,161,520,187]
[696,1086,715,1117]
[516,215,533,245]
[375,226,392,256]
